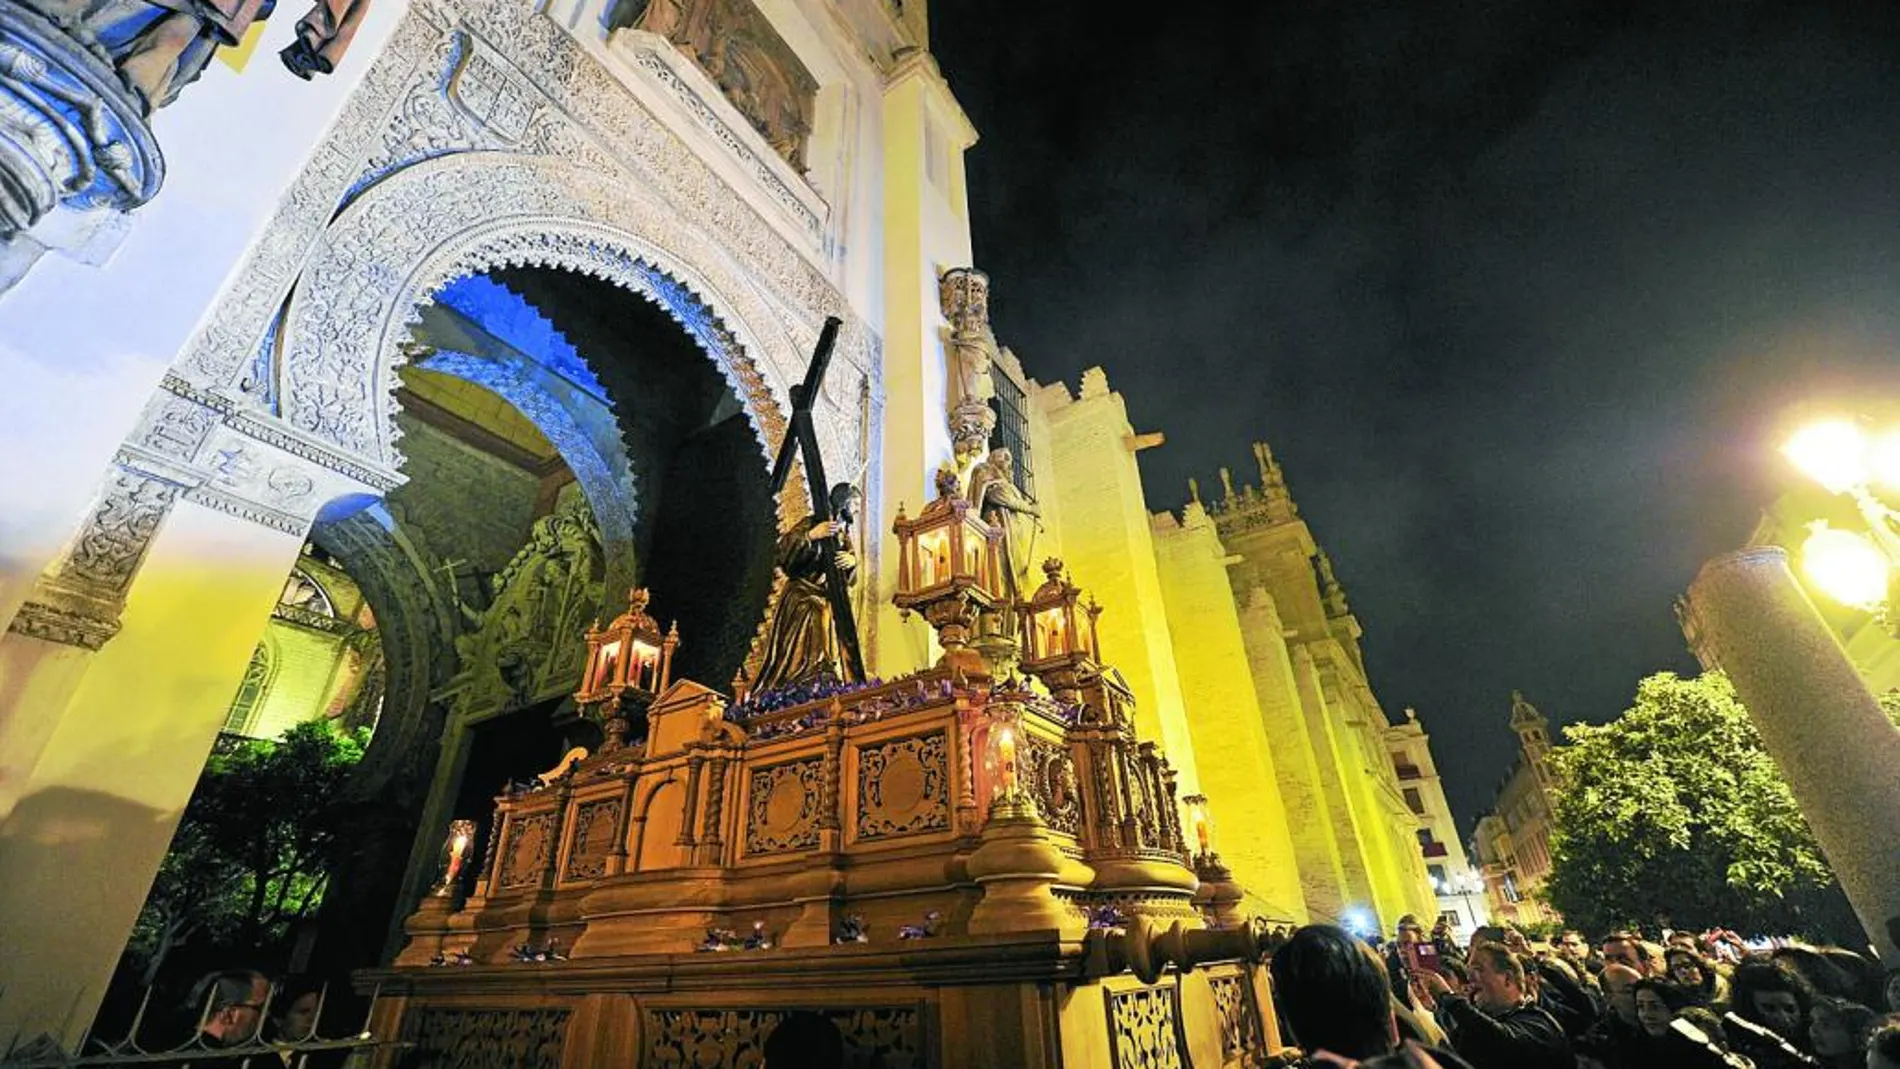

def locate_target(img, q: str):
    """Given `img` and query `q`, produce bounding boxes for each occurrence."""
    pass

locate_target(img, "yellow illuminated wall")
[1151,503,1306,921]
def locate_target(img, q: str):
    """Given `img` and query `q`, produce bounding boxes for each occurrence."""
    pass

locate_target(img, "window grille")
[988,371,1034,499]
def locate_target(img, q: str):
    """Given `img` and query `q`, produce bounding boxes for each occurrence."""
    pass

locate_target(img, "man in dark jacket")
[1270,924,1475,1069]
[1413,943,1577,1069]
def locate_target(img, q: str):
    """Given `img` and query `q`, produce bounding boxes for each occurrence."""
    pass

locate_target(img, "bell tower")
[1510,690,1554,789]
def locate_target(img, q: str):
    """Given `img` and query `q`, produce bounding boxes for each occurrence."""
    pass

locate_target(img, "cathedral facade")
[0,0,1433,1046]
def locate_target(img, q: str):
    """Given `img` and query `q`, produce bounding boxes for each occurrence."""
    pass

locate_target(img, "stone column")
[0,399,386,1050]
[1681,547,1900,966]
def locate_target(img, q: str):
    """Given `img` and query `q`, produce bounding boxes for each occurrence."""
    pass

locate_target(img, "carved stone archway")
[275,150,858,482]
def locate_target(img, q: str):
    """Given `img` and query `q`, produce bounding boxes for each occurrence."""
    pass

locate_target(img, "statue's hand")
[807,520,838,541]
[833,551,856,570]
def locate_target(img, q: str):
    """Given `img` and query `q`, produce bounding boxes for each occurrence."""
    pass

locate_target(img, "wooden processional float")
[371,327,1284,1067]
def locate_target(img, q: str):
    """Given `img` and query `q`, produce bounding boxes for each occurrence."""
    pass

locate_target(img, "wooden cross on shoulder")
[766,316,866,681]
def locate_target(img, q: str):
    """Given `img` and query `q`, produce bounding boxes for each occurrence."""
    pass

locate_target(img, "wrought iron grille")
[2,981,398,1068]
[989,372,1035,500]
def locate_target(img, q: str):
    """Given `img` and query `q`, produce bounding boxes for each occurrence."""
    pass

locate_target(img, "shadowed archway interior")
[290,262,781,976]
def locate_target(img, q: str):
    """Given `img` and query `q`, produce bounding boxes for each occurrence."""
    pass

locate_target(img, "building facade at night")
[0,0,1429,1053]
[1470,692,1561,928]
[1385,708,1489,939]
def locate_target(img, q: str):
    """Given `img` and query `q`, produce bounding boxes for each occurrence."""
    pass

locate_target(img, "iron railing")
[2,982,401,1068]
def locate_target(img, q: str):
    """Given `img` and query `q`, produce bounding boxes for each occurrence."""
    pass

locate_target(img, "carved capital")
[0,4,164,296]
[8,467,181,648]
[938,267,991,337]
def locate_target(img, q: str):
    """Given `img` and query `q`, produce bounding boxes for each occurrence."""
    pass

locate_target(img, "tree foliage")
[127,720,367,979]
[1545,670,1862,938]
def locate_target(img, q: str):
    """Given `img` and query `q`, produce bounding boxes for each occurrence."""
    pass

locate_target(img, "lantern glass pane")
[596,639,623,690]
[983,705,1023,801]
[1035,607,1067,659]
[919,530,951,587]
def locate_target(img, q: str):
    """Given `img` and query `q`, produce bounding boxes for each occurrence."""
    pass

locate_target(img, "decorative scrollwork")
[744,758,823,855]
[1024,735,1082,838]
[1106,984,1185,1069]
[854,732,949,841]
[640,1006,921,1069]
[1208,972,1263,1063]
[563,797,623,880]
[399,1007,568,1069]
[498,812,557,890]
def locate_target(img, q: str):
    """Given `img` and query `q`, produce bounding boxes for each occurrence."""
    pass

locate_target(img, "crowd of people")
[1265,915,1900,1069]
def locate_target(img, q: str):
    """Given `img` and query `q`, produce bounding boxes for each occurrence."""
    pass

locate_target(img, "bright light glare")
[1870,430,1900,492]
[1800,521,1890,610]
[1783,420,1869,495]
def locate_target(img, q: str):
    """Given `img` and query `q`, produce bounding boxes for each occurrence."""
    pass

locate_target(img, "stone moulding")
[167,0,876,480]
[0,2,163,291]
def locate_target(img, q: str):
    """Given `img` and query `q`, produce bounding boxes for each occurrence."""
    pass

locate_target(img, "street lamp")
[1433,871,1486,935]
[1783,419,1900,618]
[1673,416,1900,970]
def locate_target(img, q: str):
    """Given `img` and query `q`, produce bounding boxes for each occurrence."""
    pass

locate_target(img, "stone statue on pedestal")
[966,447,1040,612]
[938,267,999,477]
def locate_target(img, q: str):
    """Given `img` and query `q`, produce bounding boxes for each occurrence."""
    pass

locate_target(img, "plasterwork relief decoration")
[497,811,557,890]
[640,1006,922,1069]
[607,0,818,173]
[398,1007,569,1069]
[744,757,823,855]
[1106,983,1186,1069]
[8,375,378,649]
[163,0,875,485]
[439,500,603,720]
[562,796,623,881]
[853,731,949,841]
[1207,972,1263,1064]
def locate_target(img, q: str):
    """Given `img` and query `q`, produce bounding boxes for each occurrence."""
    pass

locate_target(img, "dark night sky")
[933,1,1900,832]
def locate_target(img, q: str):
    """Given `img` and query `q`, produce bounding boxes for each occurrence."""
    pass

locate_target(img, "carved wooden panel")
[855,731,950,841]
[1106,984,1185,1069]
[641,1006,922,1069]
[745,758,824,855]
[399,1007,569,1069]
[498,812,556,890]
[562,797,623,881]
[1025,735,1082,838]
[1208,973,1263,1064]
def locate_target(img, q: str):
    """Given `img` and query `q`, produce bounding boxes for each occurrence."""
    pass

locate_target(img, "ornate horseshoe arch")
[276,150,857,485]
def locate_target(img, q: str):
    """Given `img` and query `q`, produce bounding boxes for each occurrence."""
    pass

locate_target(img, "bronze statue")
[967,448,1040,608]
[750,483,862,692]
[33,0,367,112]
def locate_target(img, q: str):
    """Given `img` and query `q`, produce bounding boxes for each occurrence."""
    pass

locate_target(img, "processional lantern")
[574,587,678,749]
[982,700,1025,804]
[1181,794,1214,859]
[1016,559,1102,697]
[431,818,478,898]
[892,468,1003,674]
